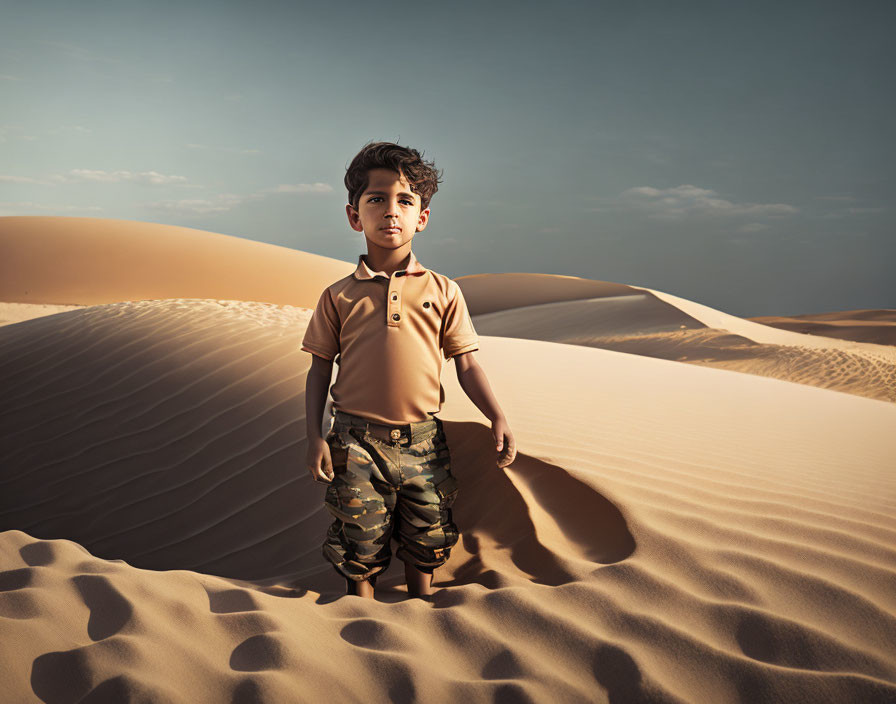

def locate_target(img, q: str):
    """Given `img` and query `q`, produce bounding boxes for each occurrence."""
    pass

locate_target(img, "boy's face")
[346,167,430,251]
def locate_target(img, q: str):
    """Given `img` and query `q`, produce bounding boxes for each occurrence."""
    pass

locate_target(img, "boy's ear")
[345,203,363,232]
[416,207,431,230]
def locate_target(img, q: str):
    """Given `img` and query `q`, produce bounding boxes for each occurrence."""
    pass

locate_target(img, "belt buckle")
[390,428,401,440]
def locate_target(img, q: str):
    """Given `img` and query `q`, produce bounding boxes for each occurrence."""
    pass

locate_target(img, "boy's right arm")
[305,354,333,439]
[305,354,335,482]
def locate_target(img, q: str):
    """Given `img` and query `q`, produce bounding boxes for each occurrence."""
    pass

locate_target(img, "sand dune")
[2,217,895,703]
[2,299,895,703]
[2,215,893,401]
[747,309,896,347]
[0,215,350,307]
[456,275,896,402]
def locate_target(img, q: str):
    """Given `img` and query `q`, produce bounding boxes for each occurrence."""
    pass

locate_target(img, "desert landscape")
[1,216,895,703]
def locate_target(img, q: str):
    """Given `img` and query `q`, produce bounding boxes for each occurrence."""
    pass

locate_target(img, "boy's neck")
[364,243,413,276]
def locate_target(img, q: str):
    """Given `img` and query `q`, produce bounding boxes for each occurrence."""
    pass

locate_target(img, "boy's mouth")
[382,227,401,234]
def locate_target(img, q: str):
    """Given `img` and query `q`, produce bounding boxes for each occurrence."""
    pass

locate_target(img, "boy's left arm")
[453,352,516,469]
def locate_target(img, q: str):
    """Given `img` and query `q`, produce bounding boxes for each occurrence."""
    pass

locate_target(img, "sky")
[1,0,893,317]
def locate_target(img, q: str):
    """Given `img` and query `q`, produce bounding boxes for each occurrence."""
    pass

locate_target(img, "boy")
[302,141,516,600]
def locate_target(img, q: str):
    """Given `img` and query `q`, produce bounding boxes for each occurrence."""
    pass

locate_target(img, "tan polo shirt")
[301,250,480,425]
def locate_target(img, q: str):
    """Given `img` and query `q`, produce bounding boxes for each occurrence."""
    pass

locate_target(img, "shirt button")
[391,294,398,301]
[423,301,430,308]
[392,313,400,321]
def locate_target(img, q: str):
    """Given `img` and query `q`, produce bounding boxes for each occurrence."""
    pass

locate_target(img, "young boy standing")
[303,141,516,600]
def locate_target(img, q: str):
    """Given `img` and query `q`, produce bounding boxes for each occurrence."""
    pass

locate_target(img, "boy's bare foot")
[346,576,375,599]
[404,561,434,598]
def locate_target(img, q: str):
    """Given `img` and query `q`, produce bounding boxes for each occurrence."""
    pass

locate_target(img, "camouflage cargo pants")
[322,409,460,582]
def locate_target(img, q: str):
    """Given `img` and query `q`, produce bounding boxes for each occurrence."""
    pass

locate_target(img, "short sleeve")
[442,281,480,360]
[301,288,340,361]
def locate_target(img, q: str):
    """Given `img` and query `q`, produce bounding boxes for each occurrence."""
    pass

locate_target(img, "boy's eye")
[368,196,414,205]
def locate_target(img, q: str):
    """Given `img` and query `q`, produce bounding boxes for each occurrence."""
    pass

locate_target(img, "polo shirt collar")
[353,251,428,280]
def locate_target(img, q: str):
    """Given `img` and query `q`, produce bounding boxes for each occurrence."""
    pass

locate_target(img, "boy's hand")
[307,436,334,483]
[493,416,517,469]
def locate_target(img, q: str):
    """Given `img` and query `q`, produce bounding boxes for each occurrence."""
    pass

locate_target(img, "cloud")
[1,161,333,216]
[0,174,53,185]
[0,201,103,215]
[144,192,262,215]
[620,184,798,219]
[737,222,770,233]
[268,183,333,194]
[1,169,190,186]
[64,169,188,185]
[145,181,334,215]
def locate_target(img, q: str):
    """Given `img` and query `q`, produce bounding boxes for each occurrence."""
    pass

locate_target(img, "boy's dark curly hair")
[345,141,443,212]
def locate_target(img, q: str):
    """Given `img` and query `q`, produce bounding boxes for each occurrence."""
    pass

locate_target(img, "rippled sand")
[1,216,894,703]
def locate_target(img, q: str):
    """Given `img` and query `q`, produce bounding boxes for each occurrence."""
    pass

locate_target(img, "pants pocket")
[433,471,459,505]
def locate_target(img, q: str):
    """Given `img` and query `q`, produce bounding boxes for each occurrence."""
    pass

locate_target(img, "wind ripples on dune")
[1,296,895,703]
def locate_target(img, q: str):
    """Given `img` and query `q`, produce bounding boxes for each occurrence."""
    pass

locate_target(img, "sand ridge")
[455,276,896,402]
